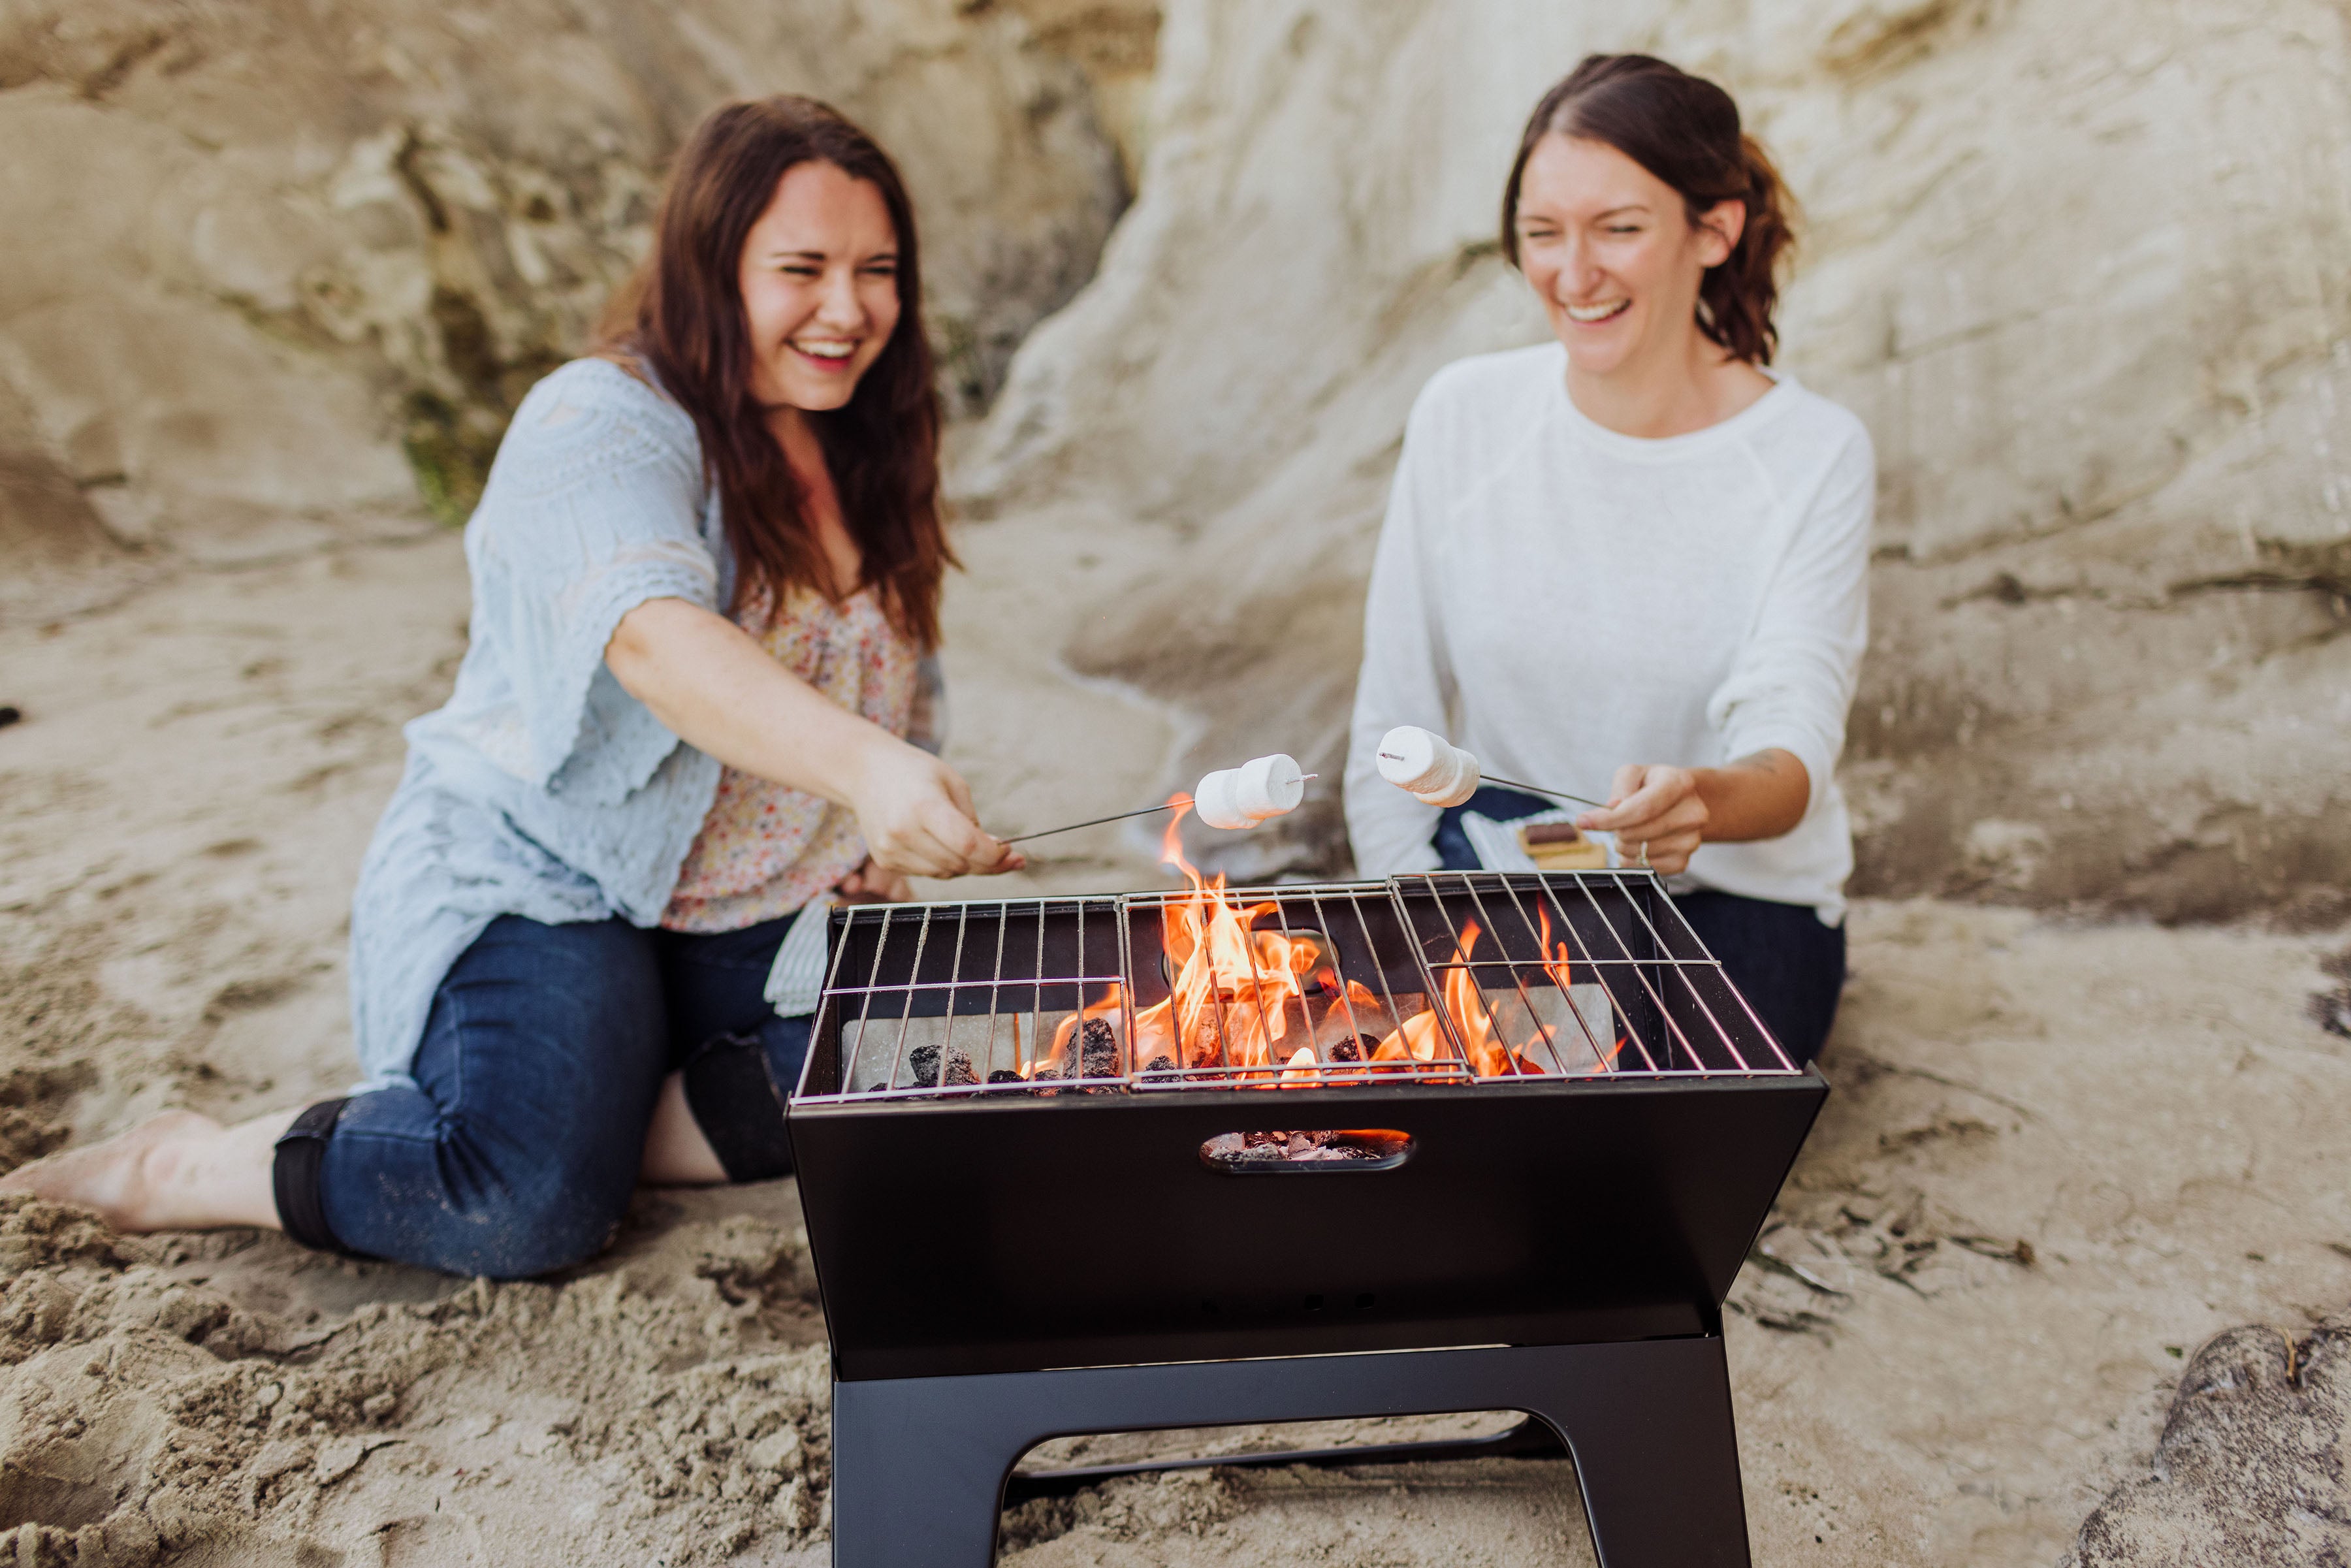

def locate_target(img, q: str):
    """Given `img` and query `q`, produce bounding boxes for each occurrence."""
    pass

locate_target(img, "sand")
[0,517,2345,1564]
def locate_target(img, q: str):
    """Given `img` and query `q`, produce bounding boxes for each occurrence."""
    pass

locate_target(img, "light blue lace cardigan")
[348,358,936,1089]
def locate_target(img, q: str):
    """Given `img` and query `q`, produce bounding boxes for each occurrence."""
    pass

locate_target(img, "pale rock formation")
[1000,0,1164,189]
[961,0,2351,918]
[0,0,1125,596]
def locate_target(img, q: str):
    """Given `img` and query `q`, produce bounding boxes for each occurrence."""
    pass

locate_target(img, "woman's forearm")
[1692,748,1810,842]
[603,596,903,805]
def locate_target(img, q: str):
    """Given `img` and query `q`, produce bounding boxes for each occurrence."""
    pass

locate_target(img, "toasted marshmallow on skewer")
[1375,726,1482,808]
[1192,753,1306,830]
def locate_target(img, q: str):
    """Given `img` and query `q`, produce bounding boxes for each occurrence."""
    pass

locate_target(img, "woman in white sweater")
[1344,54,1872,1064]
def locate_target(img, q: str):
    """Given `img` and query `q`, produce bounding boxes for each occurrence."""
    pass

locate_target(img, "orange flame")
[1122,795,1327,1083]
[1535,902,1625,1071]
[1046,817,1624,1086]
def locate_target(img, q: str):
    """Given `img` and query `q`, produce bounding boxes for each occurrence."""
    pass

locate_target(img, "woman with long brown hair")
[1345,55,1874,1064]
[5,97,1017,1273]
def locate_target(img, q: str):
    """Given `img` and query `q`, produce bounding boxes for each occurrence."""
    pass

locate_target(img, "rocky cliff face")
[962,0,2351,921]
[0,0,1125,581]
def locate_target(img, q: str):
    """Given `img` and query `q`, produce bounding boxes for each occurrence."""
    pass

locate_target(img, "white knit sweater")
[1343,343,1874,924]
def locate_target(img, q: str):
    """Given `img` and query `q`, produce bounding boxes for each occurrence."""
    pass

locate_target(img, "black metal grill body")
[792,1072,1817,1382]
[788,872,1827,1567]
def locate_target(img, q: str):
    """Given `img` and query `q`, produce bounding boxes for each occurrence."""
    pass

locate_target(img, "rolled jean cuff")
[682,1029,797,1183]
[272,1098,364,1256]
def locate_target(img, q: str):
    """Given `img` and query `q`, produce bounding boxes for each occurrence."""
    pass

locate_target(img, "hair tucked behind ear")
[1501,54,1799,365]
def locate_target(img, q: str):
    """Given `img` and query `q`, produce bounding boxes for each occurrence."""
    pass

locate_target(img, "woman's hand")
[837,857,912,904]
[1576,764,1708,874]
[846,737,1025,880]
[1573,750,1811,873]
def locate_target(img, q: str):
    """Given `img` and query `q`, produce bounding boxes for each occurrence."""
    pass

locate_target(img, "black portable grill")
[788,869,1826,1566]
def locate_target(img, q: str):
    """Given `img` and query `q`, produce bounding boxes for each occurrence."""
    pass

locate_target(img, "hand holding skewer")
[1375,726,1684,871]
[1574,764,1704,875]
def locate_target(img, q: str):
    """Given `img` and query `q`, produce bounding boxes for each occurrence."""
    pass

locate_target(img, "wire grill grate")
[795,871,1797,1104]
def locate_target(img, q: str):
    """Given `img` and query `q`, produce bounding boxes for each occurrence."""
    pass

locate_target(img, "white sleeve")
[1345,392,1454,876]
[1706,421,1874,817]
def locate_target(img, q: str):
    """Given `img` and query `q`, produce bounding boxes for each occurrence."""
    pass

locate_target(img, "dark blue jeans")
[1434,786,1846,1066]
[308,912,810,1278]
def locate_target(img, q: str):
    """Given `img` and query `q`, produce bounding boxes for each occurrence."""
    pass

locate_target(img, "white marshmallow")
[1192,753,1306,830]
[1375,726,1480,808]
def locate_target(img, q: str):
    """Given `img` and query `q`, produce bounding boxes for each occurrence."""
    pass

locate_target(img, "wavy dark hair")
[1501,55,1798,365]
[599,96,951,647]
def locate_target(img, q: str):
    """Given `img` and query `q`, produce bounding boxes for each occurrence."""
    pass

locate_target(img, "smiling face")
[737,159,901,414]
[1512,134,1742,380]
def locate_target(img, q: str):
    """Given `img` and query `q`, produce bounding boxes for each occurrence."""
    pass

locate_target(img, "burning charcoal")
[1142,1055,1179,1078]
[906,1043,979,1089]
[1329,1038,1364,1064]
[1077,1016,1121,1081]
[1187,1009,1228,1070]
[986,1068,1025,1085]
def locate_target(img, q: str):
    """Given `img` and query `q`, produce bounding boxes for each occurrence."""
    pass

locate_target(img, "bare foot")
[0,1108,288,1232]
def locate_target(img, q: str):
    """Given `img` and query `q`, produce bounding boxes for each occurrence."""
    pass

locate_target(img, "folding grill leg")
[1511,1335,1751,1568]
[830,1373,1021,1568]
[827,1337,1749,1568]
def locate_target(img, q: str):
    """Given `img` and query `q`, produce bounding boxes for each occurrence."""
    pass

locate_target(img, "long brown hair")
[1501,55,1798,366]
[600,96,952,648]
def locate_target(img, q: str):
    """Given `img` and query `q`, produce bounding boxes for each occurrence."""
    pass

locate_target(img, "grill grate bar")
[1603,870,1794,1074]
[1486,874,1621,1074]
[884,904,936,1089]
[1451,874,1563,1077]
[1556,872,1691,1072]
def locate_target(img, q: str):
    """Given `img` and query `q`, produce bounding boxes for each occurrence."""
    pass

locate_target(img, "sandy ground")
[0,515,2346,1565]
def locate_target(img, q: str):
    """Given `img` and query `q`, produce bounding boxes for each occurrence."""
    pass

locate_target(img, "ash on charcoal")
[1330,1038,1365,1063]
[1142,1055,1178,1077]
[1029,1017,1122,1094]
[987,1068,1025,1084]
[906,1042,979,1089]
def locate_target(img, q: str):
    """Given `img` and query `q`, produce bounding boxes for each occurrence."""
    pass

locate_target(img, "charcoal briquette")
[906,1043,979,1088]
[1078,1016,1120,1079]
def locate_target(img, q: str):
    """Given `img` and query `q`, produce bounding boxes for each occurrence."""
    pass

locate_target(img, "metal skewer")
[1002,777,1318,845]
[1482,775,1609,813]
[1475,776,1648,869]
[1001,801,1185,845]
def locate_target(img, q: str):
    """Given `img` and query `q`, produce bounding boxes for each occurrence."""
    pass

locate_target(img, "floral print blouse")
[661,584,925,933]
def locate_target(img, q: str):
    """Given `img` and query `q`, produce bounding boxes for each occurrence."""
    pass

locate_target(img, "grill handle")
[1199,1128,1413,1174]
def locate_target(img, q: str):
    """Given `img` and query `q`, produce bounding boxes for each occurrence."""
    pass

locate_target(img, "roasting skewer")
[1002,756,1316,844]
[1479,776,1607,812]
[1000,801,1187,845]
